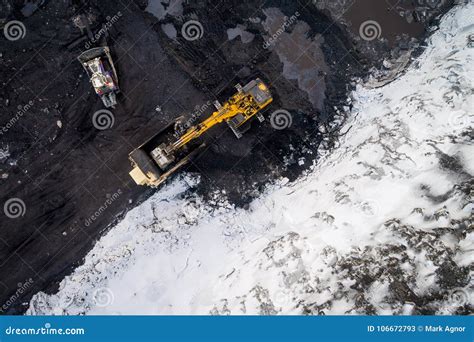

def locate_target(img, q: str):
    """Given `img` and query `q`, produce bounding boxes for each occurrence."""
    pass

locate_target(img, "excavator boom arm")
[128,78,273,187]
[172,99,251,150]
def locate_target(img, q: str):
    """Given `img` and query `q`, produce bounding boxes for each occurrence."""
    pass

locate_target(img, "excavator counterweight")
[128,78,272,187]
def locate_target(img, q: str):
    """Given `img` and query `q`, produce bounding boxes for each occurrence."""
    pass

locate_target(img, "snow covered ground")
[28,3,473,315]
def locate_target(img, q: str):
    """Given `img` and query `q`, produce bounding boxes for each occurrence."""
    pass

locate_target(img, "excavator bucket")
[128,118,204,187]
[78,46,120,108]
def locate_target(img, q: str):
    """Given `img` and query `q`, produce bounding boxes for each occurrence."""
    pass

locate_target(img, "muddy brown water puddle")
[344,0,425,45]
[0,0,453,314]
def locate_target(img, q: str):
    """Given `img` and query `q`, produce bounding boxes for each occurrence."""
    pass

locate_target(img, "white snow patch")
[227,25,255,44]
[28,3,474,316]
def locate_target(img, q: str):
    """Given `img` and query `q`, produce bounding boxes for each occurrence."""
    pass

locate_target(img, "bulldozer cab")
[78,47,119,107]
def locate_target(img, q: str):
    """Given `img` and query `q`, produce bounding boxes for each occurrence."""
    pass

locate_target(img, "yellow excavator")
[129,78,273,187]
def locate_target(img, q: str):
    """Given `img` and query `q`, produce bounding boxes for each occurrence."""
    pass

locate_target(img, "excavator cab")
[225,79,272,138]
[129,78,273,187]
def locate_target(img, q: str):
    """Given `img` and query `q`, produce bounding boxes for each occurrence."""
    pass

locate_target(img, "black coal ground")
[0,0,453,314]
